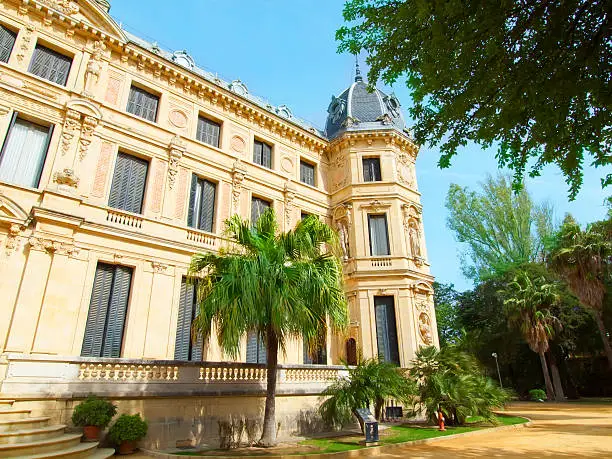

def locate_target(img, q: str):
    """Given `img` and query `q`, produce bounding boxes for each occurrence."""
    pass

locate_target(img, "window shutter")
[127,86,158,122]
[29,45,72,86]
[253,141,263,165]
[101,266,132,358]
[187,174,199,228]
[257,336,266,364]
[369,215,390,256]
[190,282,204,361]
[251,197,269,224]
[174,279,192,360]
[303,340,313,364]
[81,263,114,357]
[246,331,258,363]
[108,153,148,214]
[197,117,220,148]
[199,179,216,232]
[300,161,315,186]
[374,297,399,365]
[363,158,381,182]
[262,143,272,168]
[0,25,16,63]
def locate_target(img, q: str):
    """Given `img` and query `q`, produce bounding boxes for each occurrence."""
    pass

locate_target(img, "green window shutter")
[108,152,149,214]
[374,296,399,365]
[300,161,315,186]
[368,215,390,256]
[187,173,199,228]
[197,116,220,148]
[174,279,192,360]
[0,25,17,63]
[127,86,158,122]
[29,45,72,86]
[262,143,272,168]
[81,263,114,357]
[253,140,263,165]
[81,263,132,358]
[101,266,132,358]
[246,331,266,364]
[190,282,203,361]
[251,197,270,224]
[363,158,381,182]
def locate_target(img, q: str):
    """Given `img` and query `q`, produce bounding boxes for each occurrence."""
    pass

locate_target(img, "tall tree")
[547,215,612,369]
[337,0,611,198]
[446,174,554,281]
[433,281,462,347]
[502,268,561,400]
[189,210,348,446]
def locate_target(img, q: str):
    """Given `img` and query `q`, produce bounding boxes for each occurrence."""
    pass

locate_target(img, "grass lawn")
[173,415,528,456]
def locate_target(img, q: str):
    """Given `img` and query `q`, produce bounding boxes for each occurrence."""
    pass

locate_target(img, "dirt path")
[378,401,612,458]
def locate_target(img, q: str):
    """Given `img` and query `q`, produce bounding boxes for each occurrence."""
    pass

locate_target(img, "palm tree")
[189,209,348,446]
[547,215,612,369]
[502,270,561,401]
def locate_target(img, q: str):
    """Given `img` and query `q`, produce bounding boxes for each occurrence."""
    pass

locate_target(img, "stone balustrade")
[186,229,217,248]
[0,354,347,399]
[106,208,144,229]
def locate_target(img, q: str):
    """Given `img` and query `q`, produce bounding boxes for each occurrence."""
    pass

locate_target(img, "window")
[253,139,272,168]
[374,296,400,365]
[0,25,17,63]
[174,278,203,361]
[363,157,382,182]
[0,115,53,188]
[368,214,390,256]
[304,338,327,365]
[108,152,149,214]
[29,44,72,86]
[300,160,315,186]
[251,197,270,223]
[196,116,220,148]
[126,85,159,122]
[301,212,310,221]
[188,175,216,232]
[81,263,133,358]
[246,331,266,364]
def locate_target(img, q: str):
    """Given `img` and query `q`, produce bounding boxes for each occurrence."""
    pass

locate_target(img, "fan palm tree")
[189,209,348,447]
[502,270,561,400]
[547,216,612,369]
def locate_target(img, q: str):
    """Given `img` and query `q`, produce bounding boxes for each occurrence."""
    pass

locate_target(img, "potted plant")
[71,396,117,441]
[108,413,148,455]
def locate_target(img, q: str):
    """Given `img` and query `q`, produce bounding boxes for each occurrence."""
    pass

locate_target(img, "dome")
[325,65,406,140]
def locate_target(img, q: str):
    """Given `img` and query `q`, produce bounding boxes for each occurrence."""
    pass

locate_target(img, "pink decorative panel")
[149,159,166,214]
[92,142,113,198]
[104,71,122,105]
[220,182,231,222]
[174,167,189,220]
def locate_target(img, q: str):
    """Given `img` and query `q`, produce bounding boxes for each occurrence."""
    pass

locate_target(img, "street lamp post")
[492,352,503,389]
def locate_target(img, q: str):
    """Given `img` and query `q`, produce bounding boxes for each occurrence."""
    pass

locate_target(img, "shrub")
[71,396,117,429]
[108,414,148,444]
[529,389,547,401]
[409,346,511,425]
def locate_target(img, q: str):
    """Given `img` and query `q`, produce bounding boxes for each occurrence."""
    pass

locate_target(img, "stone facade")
[0,0,437,447]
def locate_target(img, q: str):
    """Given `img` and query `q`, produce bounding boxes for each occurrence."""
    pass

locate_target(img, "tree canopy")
[446,174,554,281]
[337,0,611,198]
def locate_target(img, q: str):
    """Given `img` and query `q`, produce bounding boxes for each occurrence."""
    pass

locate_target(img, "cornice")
[328,130,419,158]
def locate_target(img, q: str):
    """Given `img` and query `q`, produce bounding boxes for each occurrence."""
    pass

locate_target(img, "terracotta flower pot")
[82,425,101,442]
[118,440,136,455]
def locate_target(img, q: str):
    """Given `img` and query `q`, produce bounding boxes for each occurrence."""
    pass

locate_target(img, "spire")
[354,55,363,82]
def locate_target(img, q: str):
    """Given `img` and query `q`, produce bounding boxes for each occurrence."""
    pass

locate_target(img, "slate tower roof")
[325,60,407,140]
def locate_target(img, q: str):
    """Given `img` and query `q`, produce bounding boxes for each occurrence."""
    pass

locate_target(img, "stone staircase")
[0,400,115,458]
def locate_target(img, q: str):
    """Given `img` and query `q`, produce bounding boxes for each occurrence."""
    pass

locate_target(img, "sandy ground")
[133,401,612,458]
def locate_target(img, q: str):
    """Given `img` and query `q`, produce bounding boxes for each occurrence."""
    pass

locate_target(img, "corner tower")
[326,62,438,367]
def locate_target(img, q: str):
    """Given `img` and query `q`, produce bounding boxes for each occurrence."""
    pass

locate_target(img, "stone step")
[0,400,15,410]
[0,433,82,457]
[0,408,32,420]
[18,442,113,459]
[0,416,51,432]
[0,424,67,444]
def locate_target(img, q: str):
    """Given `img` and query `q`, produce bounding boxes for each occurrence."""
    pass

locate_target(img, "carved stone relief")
[5,223,25,256]
[231,161,247,214]
[28,236,79,257]
[167,135,186,190]
[83,40,106,98]
[230,135,246,155]
[402,203,425,265]
[284,182,295,229]
[333,203,352,261]
[418,312,433,345]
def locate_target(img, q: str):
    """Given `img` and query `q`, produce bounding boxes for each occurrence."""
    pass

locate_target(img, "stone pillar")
[142,262,176,359]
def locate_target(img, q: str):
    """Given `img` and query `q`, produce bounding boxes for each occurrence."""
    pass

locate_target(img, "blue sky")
[110,0,610,292]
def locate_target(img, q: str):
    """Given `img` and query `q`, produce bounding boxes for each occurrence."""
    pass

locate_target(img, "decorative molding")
[230,135,246,154]
[28,236,78,256]
[38,0,80,15]
[60,109,81,155]
[16,25,35,63]
[231,161,247,214]
[79,115,98,160]
[333,203,352,261]
[53,167,79,189]
[359,200,391,213]
[283,181,295,229]
[167,135,186,190]
[83,40,106,98]
[5,223,25,255]
[150,261,168,273]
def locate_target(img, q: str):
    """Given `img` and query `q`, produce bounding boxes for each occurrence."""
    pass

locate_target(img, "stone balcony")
[0,354,348,399]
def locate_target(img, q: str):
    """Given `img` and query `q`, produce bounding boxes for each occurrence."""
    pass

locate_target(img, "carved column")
[162,136,186,220]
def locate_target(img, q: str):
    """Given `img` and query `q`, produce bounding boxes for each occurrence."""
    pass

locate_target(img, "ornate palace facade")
[0,0,437,448]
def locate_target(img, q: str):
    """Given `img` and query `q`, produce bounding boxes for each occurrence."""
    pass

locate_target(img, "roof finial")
[354,54,363,82]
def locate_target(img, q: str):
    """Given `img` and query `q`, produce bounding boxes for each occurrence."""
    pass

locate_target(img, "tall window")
[29,44,72,86]
[108,152,148,214]
[81,263,133,358]
[187,175,216,232]
[246,331,266,364]
[196,116,220,148]
[174,278,203,361]
[300,160,315,186]
[374,296,400,365]
[127,85,159,122]
[0,115,53,188]
[368,214,390,256]
[363,157,382,182]
[251,197,270,223]
[253,139,272,168]
[303,339,327,365]
[0,25,17,63]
